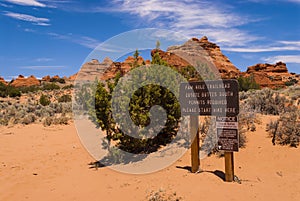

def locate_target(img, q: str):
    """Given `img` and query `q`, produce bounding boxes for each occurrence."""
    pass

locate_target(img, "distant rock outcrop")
[246,62,288,74]
[101,56,148,80]
[42,75,51,82]
[0,76,7,85]
[244,62,295,88]
[68,73,77,81]
[11,75,40,87]
[75,58,113,81]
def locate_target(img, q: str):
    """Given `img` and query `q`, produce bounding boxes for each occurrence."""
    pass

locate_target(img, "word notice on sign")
[217,116,239,152]
[179,80,239,116]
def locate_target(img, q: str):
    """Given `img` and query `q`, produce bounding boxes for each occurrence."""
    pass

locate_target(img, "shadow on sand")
[176,166,226,181]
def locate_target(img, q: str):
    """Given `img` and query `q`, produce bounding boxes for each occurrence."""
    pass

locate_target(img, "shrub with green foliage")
[39,94,51,106]
[0,83,21,98]
[50,77,66,84]
[58,94,72,103]
[237,75,260,92]
[62,84,74,89]
[92,52,185,154]
[42,83,60,91]
[285,79,298,86]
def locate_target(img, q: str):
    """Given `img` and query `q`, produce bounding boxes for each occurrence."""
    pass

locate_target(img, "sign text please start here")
[179,79,239,117]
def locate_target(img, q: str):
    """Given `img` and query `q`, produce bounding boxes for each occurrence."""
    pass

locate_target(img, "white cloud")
[108,0,259,47]
[48,32,101,49]
[224,40,300,52]
[20,65,65,70]
[35,57,53,62]
[263,55,300,64]
[3,11,50,26]
[4,0,46,7]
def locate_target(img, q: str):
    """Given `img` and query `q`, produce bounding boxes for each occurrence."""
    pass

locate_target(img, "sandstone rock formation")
[244,62,296,88]
[11,75,40,87]
[0,77,7,85]
[101,56,148,80]
[42,75,51,82]
[75,58,113,81]
[68,73,77,81]
[165,36,240,79]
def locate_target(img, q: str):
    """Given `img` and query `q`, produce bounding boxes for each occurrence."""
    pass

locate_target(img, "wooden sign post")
[180,80,239,180]
[190,115,200,173]
[224,152,234,182]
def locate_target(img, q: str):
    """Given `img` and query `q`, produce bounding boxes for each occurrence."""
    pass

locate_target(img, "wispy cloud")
[34,57,53,62]
[20,65,66,70]
[4,0,46,7]
[48,32,100,49]
[263,55,300,64]
[3,11,50,26]
[224,40,300,52]
[106,0,260,47]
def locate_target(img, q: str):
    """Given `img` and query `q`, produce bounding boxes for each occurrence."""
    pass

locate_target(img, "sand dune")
[0,116,300,201]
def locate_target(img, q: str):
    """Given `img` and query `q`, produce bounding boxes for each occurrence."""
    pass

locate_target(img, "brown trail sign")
[180,79,239,181]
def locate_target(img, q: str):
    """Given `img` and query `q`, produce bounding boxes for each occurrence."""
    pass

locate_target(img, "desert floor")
[1,116,300,201]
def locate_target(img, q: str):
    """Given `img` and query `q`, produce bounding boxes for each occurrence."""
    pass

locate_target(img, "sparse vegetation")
[147,188,182,201]
[267,105,300,147]
[39,94,51,106]
[58,94,72,103]
[42,83,60,91]
[237,75,260,92]
[0,83,21,98]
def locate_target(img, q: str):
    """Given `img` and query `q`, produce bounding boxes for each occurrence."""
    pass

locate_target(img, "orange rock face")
[11,75,41,87]
[68,73,78,81]
[150,49,191,69]
[42,75,51,82]
[0,77,7,85]
[190,37,240,78]
[244,62,295,88]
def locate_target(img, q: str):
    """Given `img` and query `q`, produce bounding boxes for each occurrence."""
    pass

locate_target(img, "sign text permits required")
[179,80,239,116]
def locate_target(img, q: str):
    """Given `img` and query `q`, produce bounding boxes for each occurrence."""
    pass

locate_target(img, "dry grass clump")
[147,188,182,201]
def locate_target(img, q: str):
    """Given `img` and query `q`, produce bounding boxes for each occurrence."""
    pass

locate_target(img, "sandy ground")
[1,116,300,201]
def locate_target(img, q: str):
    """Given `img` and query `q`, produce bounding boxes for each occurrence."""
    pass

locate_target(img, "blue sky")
[0,0,299,80]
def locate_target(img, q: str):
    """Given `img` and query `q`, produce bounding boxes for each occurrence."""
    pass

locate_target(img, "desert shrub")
[239,91,250,101]
[43,116,69,126]
[267,105,300,147]
[42,83,60,91]
[285,79,298,86]
[39,94,51,106]
[43,116,53,126]
[0,83,21,97]
[62,84,74,89]
[245,88,286,115]
[199,116,218,154]
[61,102,72,114]
[237,75,260,92]
[19,85,40,93]
[58,94,72,103]
[50,77,65,84]
[22,114,36,125]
